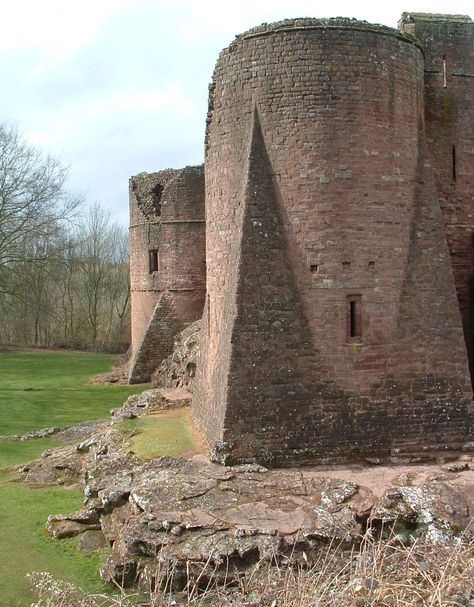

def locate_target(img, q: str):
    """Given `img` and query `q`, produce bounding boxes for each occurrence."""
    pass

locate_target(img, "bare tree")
[0,122,82,294]
[75,204,130,348]
[105,225,131,341]
[0,123,130,351]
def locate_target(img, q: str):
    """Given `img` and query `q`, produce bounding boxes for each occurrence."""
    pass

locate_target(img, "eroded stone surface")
[43,443,474,590]
[372,482,474,542]
[78,530,108,553]
[19,445,85,486]
[111,388,191,422]
[17,428,131,486]
[0,426,60,442]
[151,320,201,393]
[46,514,101,539]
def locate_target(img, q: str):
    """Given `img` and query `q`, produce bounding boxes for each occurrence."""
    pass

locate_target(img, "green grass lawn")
[0,437,61,469]
[0,482,107,605]
[0,349,147,606]
[0,350,144,436]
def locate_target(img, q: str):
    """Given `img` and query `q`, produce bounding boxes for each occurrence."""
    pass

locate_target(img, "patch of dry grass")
[118,409,201,460]
[29,531,474,607]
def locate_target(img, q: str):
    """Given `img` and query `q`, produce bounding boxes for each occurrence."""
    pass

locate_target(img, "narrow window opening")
[342,261,351,271]
[310,264,318,273]
[350,302,358,337]
[347,295,362,340]
[368,261,375,269]
[207,294,211,338]
[443,54,447,88]
[452,145,457,181]
[149,249,159,273]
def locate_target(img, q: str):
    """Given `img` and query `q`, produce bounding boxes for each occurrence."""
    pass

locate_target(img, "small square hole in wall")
[368,261,375,269]
[310,264,318,273]
[342,261,351,271]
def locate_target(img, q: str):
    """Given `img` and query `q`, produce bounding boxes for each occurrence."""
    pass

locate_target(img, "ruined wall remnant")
[193,17,474,466]
[128,166,205,383]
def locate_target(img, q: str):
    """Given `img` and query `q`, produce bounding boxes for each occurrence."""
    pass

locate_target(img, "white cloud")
[0,0,133,56]
[25,83,197,147]
[0,0,472,225]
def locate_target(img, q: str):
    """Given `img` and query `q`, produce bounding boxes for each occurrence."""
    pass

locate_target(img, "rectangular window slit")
[350,302,358,337]
[452,145,456,181]
[149,249,159,273]
[443,54,447,88]
[347,295,362,340]
[207,294,211,338]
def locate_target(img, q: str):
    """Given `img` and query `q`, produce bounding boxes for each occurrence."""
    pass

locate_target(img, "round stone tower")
[129,165,205,383]
[194,18,473,465]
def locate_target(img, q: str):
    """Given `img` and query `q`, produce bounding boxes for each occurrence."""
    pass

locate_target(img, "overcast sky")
[1,0,472,226]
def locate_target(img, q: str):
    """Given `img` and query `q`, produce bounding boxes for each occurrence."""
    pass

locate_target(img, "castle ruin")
[129,13,474,466]
[129,166,205,383]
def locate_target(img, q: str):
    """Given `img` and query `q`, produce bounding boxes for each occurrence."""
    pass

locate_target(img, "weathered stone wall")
[129,169,176,354]
[399,14,474,384]
[194,18,473,465]
[129,166,206,383]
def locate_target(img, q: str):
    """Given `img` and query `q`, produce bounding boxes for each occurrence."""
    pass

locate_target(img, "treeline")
[0,123,130,352]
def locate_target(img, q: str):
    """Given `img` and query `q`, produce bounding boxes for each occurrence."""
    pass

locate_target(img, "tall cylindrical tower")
[194,18,472,465]
[129,165,205,383]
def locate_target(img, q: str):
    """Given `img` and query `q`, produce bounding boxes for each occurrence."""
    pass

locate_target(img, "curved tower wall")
[194,19,473,465]
[129,166,205,383]
[129,169,177,355]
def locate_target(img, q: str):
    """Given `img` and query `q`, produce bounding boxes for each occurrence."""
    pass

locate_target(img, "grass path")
[0,349,146,606]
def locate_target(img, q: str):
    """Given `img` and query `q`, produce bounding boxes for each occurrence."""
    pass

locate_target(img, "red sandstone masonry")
[129,166,206,383]
[399,14,474,385]
[193,17,474,466]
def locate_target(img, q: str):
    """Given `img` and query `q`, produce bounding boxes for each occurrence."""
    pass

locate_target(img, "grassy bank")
[0,349,146,606]
[119,409,200,460]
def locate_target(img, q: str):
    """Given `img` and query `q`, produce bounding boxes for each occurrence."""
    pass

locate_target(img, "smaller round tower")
[129,165,205,383]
